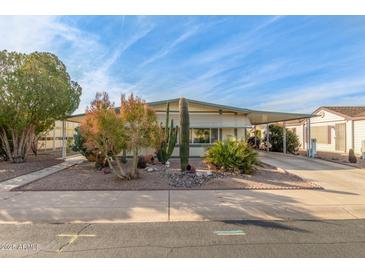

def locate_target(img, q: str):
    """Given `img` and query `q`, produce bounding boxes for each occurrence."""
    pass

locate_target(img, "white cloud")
[140,25,200,67]
[0,16,155,114]
[254,76,365,112]
[0,16,98,54]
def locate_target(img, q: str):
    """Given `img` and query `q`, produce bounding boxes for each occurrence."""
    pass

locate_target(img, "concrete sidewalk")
[1,152,365,224]
[0,155,85,192]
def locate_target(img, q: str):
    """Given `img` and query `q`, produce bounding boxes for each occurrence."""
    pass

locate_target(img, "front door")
[335,123,346,152]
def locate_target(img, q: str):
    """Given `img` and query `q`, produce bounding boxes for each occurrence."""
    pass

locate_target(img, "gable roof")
[314,106,365,120]
[148,98,251,113]
[67,97,312,125]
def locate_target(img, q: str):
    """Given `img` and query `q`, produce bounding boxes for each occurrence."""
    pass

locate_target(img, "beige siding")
[354,120,365,155]
[346,120,353,153]
[222,128,235,140]
[156,112,251,128]
[237,128,246,140]
[310,110,348,153]
[37,120,79,150]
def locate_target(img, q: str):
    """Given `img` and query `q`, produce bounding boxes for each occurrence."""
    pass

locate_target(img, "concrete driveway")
[1,152,365,223]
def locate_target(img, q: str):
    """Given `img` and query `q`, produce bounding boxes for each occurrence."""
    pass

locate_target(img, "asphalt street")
[1,219,365,257]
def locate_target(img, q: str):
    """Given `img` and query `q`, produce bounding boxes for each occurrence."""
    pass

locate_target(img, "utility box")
[309,138,317,158]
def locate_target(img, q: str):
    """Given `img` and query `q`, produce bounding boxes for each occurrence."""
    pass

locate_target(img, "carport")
[247,110,313,155]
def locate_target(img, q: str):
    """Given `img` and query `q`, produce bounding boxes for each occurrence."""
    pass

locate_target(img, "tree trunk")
[115,155,130,179]
[0,126,34,163]
[107,156,130,180]
[0,128,13,162]
[130,147,139,179]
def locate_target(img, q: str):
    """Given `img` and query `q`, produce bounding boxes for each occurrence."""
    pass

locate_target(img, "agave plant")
[204,140,257,174]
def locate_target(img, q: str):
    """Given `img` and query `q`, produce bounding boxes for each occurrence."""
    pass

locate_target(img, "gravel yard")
[14,158,322,191]
[0,151,64,182]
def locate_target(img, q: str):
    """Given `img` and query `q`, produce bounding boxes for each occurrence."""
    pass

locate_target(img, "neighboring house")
[285,106,365,156]
[67,98,310,157]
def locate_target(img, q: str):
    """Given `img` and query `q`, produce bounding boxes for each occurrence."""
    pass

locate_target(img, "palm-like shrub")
[204,140,257,174]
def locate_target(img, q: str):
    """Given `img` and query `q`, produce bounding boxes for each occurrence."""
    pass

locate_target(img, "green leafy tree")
[0,50,81,163]
[267,124,300,154]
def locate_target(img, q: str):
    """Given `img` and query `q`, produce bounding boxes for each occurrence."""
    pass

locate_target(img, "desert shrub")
[247,129,262,149]
[81,92,160,179]
[247,136,261,149]
[81,92,125,172]
[349,149,357,163]
[204,140,257,174]
[268,125,300,154]
[72,127,87,156]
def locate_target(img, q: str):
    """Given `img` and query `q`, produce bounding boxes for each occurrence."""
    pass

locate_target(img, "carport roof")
[247,110,312,125]
[66,98,312,125]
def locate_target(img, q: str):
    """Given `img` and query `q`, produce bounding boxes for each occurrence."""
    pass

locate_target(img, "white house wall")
[354,120,365,155]
[288,109,365,154]
[307,109,345,153]
[311,109,344,124]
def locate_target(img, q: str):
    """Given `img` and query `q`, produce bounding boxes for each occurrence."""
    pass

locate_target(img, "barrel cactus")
[157,103,178,164]
[179,97,190,171]
[349,148,357,163]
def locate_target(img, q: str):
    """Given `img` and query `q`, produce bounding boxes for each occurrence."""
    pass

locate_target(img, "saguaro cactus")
[157,103,178,164]
[179,97,190,171]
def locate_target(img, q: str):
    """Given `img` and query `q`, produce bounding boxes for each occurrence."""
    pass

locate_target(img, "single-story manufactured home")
[66,98,312,157]
[285,106,365,156]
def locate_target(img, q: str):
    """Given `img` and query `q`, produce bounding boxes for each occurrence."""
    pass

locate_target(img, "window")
[311,126,331,144]
[211,128,219,143]
[192,128,210,143]
[185,128,221,144]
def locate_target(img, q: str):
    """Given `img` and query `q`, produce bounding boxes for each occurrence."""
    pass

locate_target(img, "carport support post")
[52,126,56,151]
[283,122,287,154]
[254,125,257,147]
[61,120,66,160]
[266,124,269,152]
[306,118,311,157]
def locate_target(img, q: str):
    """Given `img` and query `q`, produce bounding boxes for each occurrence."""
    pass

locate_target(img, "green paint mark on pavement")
[214,230,246,236]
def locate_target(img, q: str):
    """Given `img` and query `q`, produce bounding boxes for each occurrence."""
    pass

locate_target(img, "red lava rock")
[103,167,112,174]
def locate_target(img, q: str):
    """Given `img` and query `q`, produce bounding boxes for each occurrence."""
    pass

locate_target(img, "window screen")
[311,126,331,144]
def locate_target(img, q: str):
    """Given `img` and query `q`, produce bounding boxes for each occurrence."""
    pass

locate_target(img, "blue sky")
[1,16,365,114]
